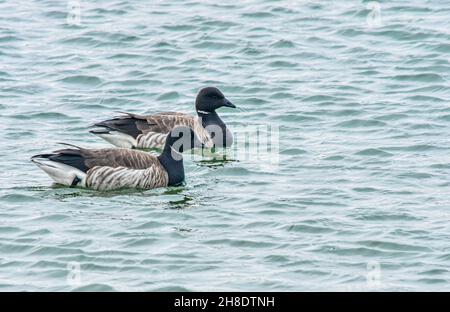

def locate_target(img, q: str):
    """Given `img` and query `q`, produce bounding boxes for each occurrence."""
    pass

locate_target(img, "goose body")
[91,87,236,150]
[91,112,213,150]
[31,126,202,191]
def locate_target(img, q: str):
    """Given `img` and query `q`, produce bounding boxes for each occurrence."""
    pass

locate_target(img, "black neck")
[197,110,231,147]
[157,144,185,186]
[197,110,226,128]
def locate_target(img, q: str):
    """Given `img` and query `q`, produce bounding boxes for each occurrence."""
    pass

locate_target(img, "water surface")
[0,0,450,291]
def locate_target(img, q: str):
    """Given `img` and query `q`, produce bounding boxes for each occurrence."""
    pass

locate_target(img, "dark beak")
[223,98,236,109]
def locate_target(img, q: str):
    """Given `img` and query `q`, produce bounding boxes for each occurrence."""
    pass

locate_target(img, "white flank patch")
[92,131,137,148]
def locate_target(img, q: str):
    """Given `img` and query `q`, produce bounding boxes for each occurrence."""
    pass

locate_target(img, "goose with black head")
[90,87,236,150]
[31,126,203,191]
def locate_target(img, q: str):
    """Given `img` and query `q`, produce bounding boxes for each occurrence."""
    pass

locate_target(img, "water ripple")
[0,0,449,291]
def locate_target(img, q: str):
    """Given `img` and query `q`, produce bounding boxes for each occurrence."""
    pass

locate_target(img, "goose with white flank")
[31,126,203,191]
[90,87,236,150]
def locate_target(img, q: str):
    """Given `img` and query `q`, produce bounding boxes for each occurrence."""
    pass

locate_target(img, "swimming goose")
[31,126,203,191]
[90,87,236,150]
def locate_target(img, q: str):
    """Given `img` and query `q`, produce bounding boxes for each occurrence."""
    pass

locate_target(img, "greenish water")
[1,0,450,291]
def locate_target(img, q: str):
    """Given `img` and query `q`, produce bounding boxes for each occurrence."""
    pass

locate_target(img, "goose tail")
[89,128,137,148]
[31,152,87,187]
[89,116,139,148]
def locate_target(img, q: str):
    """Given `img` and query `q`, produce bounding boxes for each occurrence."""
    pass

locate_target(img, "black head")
[164,126,204,156]
[195,87,236,113]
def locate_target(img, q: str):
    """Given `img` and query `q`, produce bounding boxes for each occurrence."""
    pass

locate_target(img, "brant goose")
[31,126,203,191]
[90,87,236,149]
